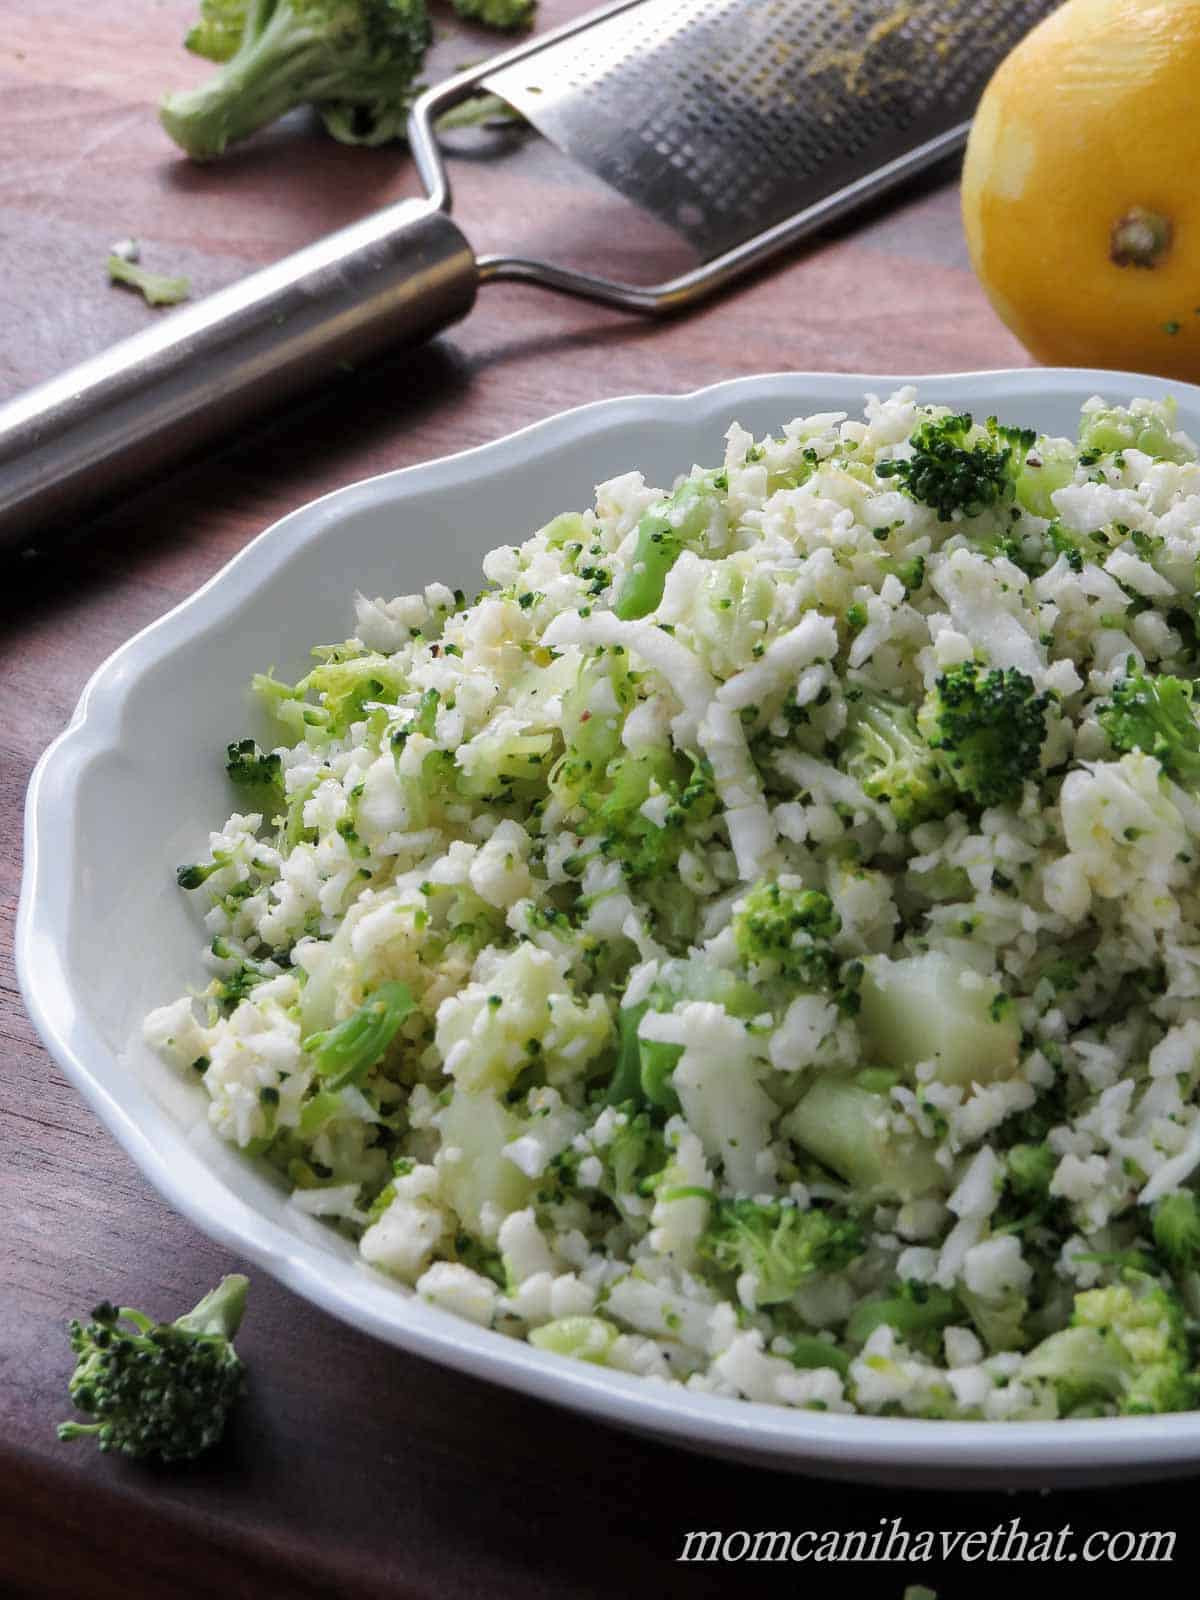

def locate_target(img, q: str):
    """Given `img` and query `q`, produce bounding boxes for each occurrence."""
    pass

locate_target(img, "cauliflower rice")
[146,389,1200,1420]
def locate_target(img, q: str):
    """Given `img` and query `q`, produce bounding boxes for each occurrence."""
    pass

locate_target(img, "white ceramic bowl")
[20,369,1200,1487]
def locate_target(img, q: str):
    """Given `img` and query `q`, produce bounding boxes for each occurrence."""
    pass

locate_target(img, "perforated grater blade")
[406,0,1058,311]
[482,0,1054,262]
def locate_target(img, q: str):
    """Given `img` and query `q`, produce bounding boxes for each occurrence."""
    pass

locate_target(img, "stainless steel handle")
[0,199,478,549]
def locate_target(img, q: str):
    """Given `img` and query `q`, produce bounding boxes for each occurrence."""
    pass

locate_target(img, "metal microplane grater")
[472,0,1056,298]
[0,0,1057,544]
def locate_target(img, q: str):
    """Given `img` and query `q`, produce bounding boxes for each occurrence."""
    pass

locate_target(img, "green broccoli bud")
[732,880,841,989]
[1007,1141,1057,1202]
[224,737,286,820]
[302,980,414,1090]
[1077,398,1194,465]
[918,663,1050,809]
[876,411,1034,522]
[1024,1273,1197,1416]
[878,552,926,595]
[697,1199,864,1305]
[451,0,535,28]
[842,689,956,830]
[57,1276,248,1461]
[1097,669,1200,790]
[176,851,231,890]
[161,0,432,160]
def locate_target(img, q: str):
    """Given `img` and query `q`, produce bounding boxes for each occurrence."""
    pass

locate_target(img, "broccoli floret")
[451,0,535,28]
[1023,1274,1197,1416]
[1007,1141,1057,1202]
[176,848,232,890]
[603,1103,668,1199]
[161,0,432,160]
[1097,669,1200,789]
[302,980,413,1090]
[225,737,286,817]
[732,880,841,989]
[842,689,956,830]
[57,1276,248,1460]
[1152,1191,1200,1271]
[844,1279,961,1360]
[918,663,1050,808]
[1078,398,1194,465]
[876,411,1034,521]
[697,1199,864,1305]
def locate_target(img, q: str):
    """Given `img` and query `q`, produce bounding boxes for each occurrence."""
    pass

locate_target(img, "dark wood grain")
[6,4,1198,1598]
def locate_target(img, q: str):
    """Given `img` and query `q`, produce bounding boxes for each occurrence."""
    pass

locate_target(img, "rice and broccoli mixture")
[146,389,1200,1421]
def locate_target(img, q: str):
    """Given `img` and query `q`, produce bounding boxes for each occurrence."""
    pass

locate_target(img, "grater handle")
[0,199,478,550]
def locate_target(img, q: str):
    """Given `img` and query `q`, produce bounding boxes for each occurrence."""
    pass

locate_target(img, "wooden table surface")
[4,4,1198,1597]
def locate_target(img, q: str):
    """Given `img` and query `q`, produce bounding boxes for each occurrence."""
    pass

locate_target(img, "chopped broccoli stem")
[186,0,248,60]
[302,980,414,1089]
[57,1276,248,1461]
[845,1280,960,1359]
[614,473,725,619]
[107,253,191,307]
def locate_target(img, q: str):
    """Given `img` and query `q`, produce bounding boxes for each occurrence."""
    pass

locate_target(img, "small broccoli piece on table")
[57,1276,248,1461]
[1097,669,1200,790]
[842,689,956,831]
[732,881,841,989]
[1023,1274,1197,1416]
[161,0,432,160]
[697,1198,864,1305]
[918,663,1050,809]
[107,251,192,308]
[451,0,535,28]
[876,411,1034,522]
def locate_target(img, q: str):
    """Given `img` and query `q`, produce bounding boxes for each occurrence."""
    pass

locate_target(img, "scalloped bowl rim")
[18,367,1200,1485]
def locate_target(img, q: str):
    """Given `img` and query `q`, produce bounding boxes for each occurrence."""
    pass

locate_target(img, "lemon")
[961,0,1200,379]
